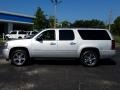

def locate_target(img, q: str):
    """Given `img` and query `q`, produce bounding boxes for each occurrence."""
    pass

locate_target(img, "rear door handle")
[70,42,76,45]
[50,42,56,45]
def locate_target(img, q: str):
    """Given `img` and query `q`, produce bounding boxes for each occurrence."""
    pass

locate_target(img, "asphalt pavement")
[0,46,120,90]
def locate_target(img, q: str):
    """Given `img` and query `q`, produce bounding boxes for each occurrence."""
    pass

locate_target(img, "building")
[0,11,34,36]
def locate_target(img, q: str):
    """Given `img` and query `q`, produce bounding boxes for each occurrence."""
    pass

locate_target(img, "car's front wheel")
[80,50,98,67]
[11,50,28,66]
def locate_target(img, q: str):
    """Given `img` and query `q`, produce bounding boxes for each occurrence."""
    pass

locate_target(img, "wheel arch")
[18,37,22,39]
[80,47,100,58]
[9,47,30,59]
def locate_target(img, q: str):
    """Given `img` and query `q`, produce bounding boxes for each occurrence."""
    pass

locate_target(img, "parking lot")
[0,46,120,90]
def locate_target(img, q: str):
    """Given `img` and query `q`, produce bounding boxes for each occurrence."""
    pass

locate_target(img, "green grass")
[0,38,5,45]
[0,38,3,42]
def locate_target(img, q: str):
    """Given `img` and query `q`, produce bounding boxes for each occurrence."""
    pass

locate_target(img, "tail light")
[112,40,115,50]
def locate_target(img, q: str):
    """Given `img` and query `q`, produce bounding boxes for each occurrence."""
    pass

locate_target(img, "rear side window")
[19,31,27,34]
[78,30,111,40]
[32,31,38,35]
[10,31,16,34]
[59,30,74,40]
[28,32,30,35]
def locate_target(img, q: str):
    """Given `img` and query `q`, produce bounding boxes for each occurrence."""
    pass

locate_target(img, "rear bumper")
[100,50,116,59]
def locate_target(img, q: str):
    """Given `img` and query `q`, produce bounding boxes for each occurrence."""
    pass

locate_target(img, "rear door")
[18,31,27,38]
[57,30,78,57]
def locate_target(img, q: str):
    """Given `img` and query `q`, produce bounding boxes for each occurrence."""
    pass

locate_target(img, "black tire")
[11,49,29,66]
[5,36,9,40]
[80,50,98,67]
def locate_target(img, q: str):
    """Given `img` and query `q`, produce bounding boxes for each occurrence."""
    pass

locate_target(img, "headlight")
[4,43,8,49]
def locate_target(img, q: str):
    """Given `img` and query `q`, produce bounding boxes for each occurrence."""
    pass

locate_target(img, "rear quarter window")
[78,30,111,40]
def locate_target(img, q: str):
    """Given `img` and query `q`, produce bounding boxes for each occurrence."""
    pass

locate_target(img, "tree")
[71,20,84,27]
[33,7,48,30]
[61,21,71,28]
[112,16,120,35]
[72,19,105,28]
[90,19,105,28]
[48,16,55,28]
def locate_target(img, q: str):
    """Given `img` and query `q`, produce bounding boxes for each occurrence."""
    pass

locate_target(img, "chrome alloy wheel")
[12,50,27,66]
[81,51,98,67]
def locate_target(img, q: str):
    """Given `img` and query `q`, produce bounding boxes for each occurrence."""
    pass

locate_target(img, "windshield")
[10,31,16,34]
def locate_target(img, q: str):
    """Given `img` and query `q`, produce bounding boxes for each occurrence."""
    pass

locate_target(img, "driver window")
[38,30,55,40]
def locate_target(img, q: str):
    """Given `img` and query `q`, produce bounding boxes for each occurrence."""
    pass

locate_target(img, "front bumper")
[3,49,10,59]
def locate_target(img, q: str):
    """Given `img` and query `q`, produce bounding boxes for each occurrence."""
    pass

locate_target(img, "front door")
[31,30,57,57]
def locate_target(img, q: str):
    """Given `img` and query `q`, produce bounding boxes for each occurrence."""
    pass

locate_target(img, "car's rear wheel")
[80,50,98,67]
[18,37,22,39]
[11,50,28,66]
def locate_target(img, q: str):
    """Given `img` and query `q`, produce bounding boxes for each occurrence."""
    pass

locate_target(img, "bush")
[113,35,120,43]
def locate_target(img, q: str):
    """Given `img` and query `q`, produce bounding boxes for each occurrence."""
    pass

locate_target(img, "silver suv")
[3,28,116,66]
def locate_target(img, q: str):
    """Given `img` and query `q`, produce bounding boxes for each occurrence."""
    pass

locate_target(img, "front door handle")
[50,42,56,45]
[70,42,76,45]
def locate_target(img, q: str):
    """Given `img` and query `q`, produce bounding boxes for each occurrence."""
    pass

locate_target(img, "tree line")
[33,7,120,35]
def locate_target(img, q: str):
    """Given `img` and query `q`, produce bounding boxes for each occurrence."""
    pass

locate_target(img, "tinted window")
[59,30,74,40]
[10,31,16,34]
[38,30,55,40]
[19,31,27,34]
[32,31,38,35]
[78,30,111,40]
[27,32,30,35]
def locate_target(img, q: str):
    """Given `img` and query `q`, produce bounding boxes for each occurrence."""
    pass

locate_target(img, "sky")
[0,0,120,23]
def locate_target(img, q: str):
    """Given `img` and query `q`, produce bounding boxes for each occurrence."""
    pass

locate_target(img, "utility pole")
[50,0,62,28]
[108,10,112,31]
[54,4,57,28]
